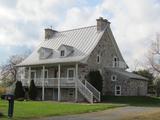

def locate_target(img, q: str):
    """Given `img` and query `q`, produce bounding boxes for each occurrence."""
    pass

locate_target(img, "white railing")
[21,78,75,87]
[77,79,93,103]
[112,61,127,69]
[85,80,101,102]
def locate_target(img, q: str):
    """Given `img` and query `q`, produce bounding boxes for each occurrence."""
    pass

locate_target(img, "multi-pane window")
[60,50,65,57]
[68,69,74,78]
[115,85,121,96]
[113,56,118,67]
[67,68,75,82]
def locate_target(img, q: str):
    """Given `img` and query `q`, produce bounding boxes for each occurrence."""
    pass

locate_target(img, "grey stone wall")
[78,27,126,95]
[103,69,148,96]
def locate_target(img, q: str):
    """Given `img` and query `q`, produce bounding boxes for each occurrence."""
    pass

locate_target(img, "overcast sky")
[0,0,160,70]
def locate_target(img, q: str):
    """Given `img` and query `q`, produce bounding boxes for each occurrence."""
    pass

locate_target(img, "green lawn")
[0,100,122,120]
[102,96,160,107]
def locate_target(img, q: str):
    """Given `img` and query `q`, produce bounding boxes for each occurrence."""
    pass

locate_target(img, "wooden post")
[75,63,78,102]
[28,67,31,86]
[42,66,45,101]
[58,64,61,101]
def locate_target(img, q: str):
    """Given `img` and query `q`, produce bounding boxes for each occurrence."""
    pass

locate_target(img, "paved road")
[38,106,160,120]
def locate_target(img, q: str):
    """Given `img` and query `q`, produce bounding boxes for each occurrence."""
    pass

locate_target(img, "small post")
[42,66,45,101]
[58,64,61,101]
[28,67,31,86]
[75,63,78,102]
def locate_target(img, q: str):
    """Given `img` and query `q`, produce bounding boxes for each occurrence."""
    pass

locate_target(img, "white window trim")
[31,70,36,80]
[60,50,65,57]
[115,85,121,96]
[97,54,101,64]
[111,75,117,81]
[113,56,118,67]
[67,68,75,82]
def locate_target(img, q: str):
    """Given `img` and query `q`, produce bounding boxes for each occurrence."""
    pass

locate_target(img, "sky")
[0,0,160,70]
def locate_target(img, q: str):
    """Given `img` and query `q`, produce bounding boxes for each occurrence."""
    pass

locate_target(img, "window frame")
[67,68,75,81]
[60,50,65,57]
[111,74,117,81]
[115,85,121,96]
[113,56,118,67]
[97,54,101,64]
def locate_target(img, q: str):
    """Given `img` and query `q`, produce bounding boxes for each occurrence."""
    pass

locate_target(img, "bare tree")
[0,51,31,84]
[147,34,160,75]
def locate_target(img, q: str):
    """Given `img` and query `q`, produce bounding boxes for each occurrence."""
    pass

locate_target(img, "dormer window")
[38,47,53,59]
[60,50,65,57]
[58,44,74,57]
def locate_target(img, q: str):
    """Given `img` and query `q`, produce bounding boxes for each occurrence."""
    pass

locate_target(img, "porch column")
[58,64,61,101]
[28,67,31,86]
[75,63,78,102]
[42,66,45,101]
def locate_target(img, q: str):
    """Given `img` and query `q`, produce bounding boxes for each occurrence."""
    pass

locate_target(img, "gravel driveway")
[36,106,160,120]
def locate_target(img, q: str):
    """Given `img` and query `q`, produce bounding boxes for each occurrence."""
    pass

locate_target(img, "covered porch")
[19,63,80,102]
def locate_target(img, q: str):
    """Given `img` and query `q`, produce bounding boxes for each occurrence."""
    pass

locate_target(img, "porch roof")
[17,26,105,67]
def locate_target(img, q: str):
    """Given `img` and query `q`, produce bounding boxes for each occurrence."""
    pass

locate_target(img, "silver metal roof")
[17,26,105,66]
[105,68,148,81]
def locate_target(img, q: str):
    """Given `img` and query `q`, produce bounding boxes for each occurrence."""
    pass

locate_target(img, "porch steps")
[77,79,101,103]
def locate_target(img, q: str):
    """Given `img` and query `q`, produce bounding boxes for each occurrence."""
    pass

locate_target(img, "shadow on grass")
[102,96,160,107]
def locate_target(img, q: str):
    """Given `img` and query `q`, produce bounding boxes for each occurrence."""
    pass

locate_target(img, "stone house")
[16,17,148,103]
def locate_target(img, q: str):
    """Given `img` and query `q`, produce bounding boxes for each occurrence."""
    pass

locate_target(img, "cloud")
[0,0,160,70]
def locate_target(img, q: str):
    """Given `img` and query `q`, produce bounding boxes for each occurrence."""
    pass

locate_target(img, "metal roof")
[17,26,105,66]
[105,68,148,81]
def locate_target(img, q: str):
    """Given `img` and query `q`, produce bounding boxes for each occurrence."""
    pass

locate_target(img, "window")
[111,75,117,81]
[115,85,121,96]
[97,54,101,64]
[60,50,65,57]
[113,56,118,67]
[67,68,75,81]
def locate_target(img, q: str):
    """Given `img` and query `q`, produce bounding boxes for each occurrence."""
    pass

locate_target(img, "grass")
[102,96,160,107]
[1,96,159,120]
[0,100,122,120]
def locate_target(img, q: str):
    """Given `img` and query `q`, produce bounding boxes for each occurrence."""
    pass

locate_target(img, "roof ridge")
[59,25,96,33]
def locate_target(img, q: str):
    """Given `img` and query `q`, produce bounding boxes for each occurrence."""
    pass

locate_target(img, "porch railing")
[77,79,93,103]
[21,78,75,87]
[85,80,101,102]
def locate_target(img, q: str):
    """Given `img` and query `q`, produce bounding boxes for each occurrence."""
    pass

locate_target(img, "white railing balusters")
[21,78,75,87]
[77,79,93,103]
[85,80,101,102]
[21,78,100,103]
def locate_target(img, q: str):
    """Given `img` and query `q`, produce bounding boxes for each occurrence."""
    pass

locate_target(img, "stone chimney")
[96,17,110,31]
[45,28,57,40]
